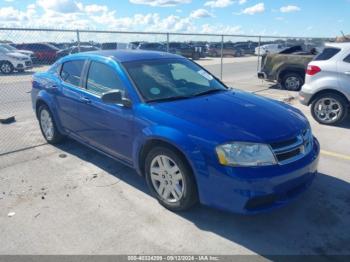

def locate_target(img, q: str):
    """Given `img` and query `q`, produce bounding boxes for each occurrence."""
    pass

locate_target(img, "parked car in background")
[168,42,201,60]
[48,42,70,50]
[101,42,128,50]
[0,46,32,74]
[32,50,319,214]
[14,43,59,64]
[299,43,350,125]
[56,45,100,59]
[258,46,316,90]
[128,42,145,50]
[255,44,287,56]
[137,42,166,52]
[1,43,35,60]
[234,42,259,55]
[207,42,244,57]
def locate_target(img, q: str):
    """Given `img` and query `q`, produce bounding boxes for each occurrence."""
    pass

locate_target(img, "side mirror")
[101,90,132,108]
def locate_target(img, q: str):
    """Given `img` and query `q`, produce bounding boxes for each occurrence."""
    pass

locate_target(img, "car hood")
[18,50,34,55]
[152,90,308,143]
[8,52,29,59]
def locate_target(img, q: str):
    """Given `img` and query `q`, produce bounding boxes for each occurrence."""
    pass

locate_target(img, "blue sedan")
[31,50,320,214]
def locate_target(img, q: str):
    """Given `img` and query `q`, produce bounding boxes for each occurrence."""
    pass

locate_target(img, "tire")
[311,93,348,126]
[192,52,200,60]
[38,104,64,144]
[0,61,14,74]
[145,146,198,212]
[281,72,304,91]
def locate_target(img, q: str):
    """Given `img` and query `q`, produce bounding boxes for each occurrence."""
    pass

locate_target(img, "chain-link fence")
[0,27,333,158]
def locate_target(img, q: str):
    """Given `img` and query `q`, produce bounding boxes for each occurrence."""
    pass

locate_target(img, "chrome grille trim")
[271,129,313,165]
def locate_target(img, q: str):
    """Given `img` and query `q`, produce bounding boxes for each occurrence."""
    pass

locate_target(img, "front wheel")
[311,93,348,125]
[145,146,198,211]
[38,104,64,144]
[0,61,14,74]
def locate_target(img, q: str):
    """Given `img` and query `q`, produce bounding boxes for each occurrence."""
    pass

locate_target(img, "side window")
[86,61,125,95]
[60,60,85,87]
[344,54,350,63]
[314,48,341,61]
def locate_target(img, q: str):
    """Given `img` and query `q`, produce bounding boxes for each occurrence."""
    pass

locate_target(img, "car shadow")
[56,140,350,257]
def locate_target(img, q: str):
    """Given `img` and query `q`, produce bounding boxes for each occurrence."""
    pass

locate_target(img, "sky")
[0,0,348,38]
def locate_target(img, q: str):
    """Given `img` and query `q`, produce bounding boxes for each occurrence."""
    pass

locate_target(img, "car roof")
[70,50,182,63]
[325,42,350,50]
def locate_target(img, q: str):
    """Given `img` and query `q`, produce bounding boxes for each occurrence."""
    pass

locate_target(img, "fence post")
[220,35,224,80]
[257,36,261,72]
[166,33,169,52]
[76,29,81,52]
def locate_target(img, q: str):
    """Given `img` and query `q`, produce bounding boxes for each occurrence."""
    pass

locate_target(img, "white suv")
[299,43,350,125]
[0,46,32,74]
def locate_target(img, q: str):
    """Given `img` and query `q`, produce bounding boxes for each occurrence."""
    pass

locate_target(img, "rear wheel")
[311,93,348,125]
[192,52,200,60]
[281,72,304,91]
[0,61,14,74]
[38,104,64,144]
[145,146,198,212]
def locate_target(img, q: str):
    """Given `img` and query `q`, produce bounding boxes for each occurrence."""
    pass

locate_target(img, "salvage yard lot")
[0,57,349,256]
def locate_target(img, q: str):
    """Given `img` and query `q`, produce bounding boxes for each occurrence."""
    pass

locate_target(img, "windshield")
[1,44,16,51]
[0,46,10,53]
[123,59,227,102]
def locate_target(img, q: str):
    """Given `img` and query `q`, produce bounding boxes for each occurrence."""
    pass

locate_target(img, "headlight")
[216,142,277,167]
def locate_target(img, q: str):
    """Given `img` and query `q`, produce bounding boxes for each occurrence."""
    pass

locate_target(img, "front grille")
[270,129,313,165]
[276,148,301,162]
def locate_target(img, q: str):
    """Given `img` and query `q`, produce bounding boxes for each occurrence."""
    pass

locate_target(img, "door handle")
[344,71,350,75]
[80,97,91,104]
[47,84,58,93]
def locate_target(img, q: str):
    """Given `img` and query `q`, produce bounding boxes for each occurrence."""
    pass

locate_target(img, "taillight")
[306,65,321,76]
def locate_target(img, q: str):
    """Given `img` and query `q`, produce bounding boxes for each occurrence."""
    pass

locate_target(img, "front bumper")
[14,60,33,70]
[197,137,320,214]
[299,90,313,106]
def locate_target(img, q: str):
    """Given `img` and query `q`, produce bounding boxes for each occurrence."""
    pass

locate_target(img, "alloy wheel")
[1,63,12,74]
[314,98,343,124]
[40,109,54,140]
[285,76,301,90]
[150,155,184,203]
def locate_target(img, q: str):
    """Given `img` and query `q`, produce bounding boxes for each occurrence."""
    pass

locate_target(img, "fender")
[35,89,66,135]
[132,125,208,179]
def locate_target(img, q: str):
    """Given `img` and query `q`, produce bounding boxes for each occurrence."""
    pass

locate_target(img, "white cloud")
[201,23,241,34]
[36,0,80,13]
[129,0,191,7]
[280,5,301,13]
[238,0,247,4]
[204,0,233,8]
[190,9,213,18]
[84,4,109,14]
[242,3,265,15]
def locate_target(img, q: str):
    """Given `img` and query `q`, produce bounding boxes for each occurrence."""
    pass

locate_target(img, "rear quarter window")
[314,47,341,61]
[344,54,350,63]
[60,60,85,87]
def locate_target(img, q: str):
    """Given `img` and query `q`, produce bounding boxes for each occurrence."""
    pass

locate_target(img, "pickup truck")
[257,46,316,91]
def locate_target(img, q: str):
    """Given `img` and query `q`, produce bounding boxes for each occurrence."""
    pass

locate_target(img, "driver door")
[77,60,134,162]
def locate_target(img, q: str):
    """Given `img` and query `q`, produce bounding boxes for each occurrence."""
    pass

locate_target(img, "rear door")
[77,60,134,161]
[56,59,87,135]
[337,51,350,93]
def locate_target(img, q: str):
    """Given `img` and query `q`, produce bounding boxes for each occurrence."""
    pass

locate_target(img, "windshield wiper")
[147,95,192,103]
[191,89,226,97]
